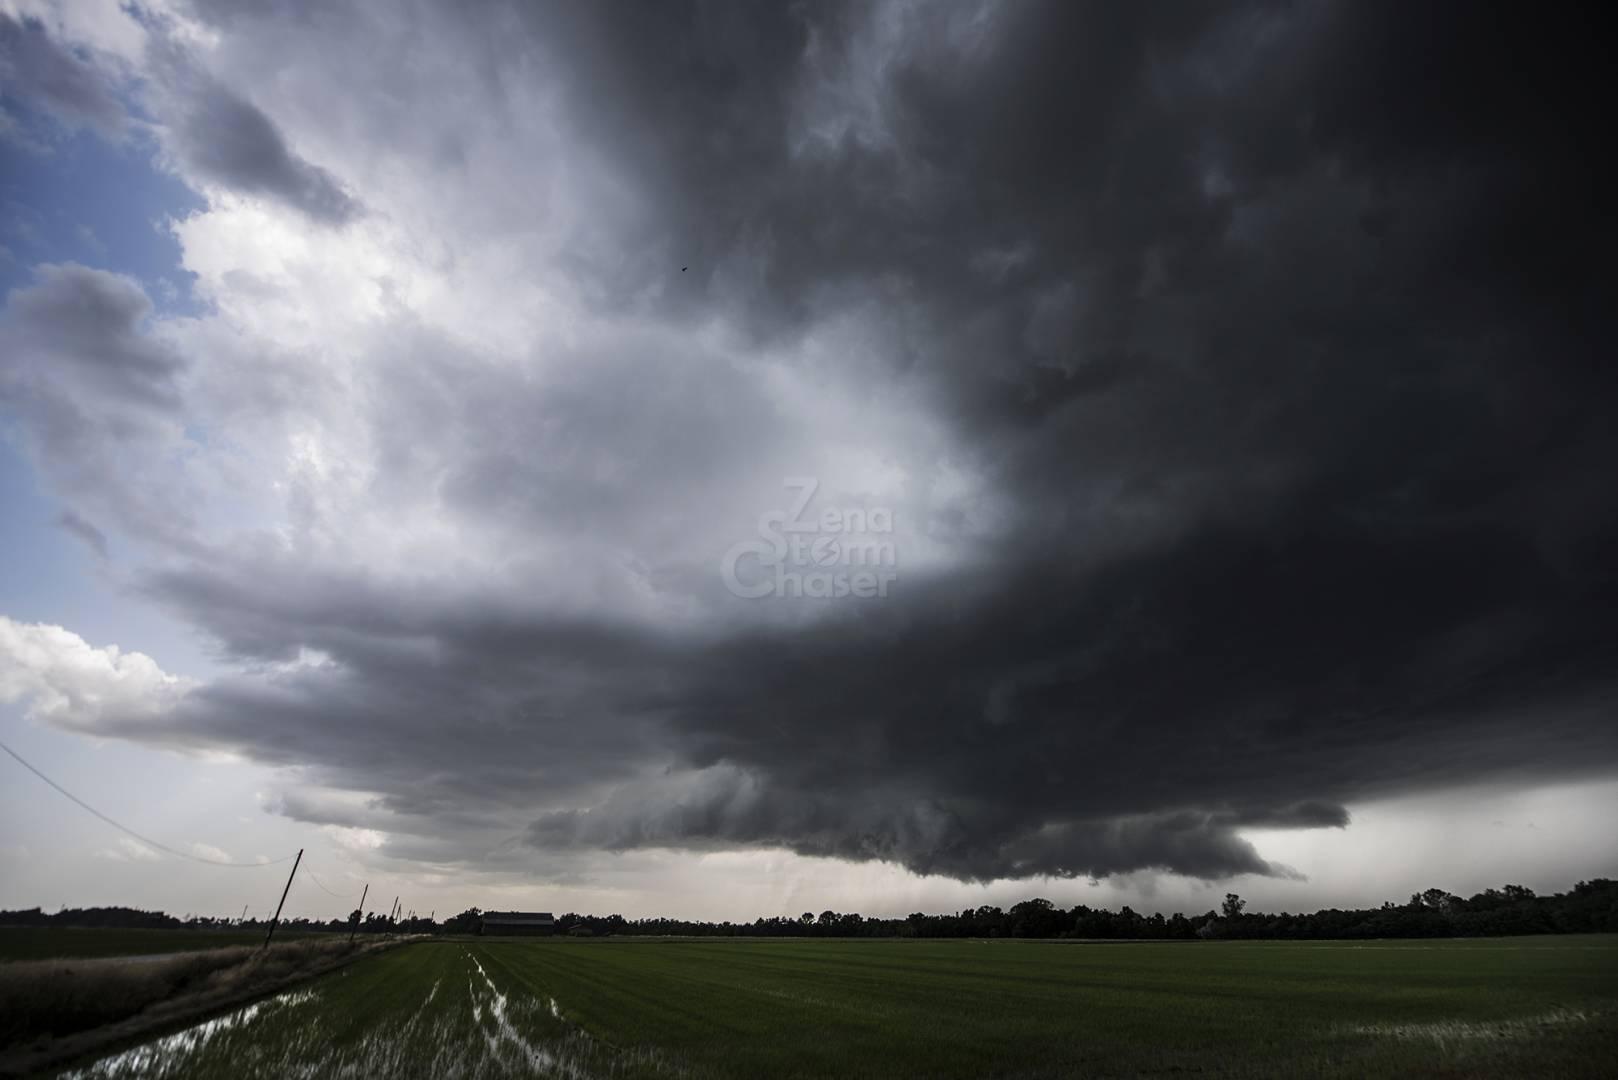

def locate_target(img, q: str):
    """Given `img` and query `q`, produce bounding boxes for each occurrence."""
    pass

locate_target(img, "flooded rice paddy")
[63,947,671,1080]
[54,936,1618,1079]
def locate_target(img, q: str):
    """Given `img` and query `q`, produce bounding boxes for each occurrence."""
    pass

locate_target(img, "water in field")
[62,949,644,1079]
[64,990,321,1078]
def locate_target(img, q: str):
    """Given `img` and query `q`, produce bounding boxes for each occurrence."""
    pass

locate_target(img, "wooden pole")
[348,882,370,944]
[263,848,304,949]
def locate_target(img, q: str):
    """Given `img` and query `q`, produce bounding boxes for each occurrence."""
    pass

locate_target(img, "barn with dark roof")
[477,911,556,936]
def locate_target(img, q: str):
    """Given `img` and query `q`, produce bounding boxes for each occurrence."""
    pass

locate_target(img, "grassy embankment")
[0,927,312,963]
[0,934,400,1077]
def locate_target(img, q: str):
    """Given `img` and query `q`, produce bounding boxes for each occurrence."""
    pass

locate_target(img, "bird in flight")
[682,266,688,271]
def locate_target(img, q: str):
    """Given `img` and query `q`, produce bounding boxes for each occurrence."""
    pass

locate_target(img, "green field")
[59,936,1618,1078]
[0,927,312,962]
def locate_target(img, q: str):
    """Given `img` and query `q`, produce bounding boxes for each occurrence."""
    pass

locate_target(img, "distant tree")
[14,877,1614,943]
[1010,898,1059,938]
[1413,888,1459,913]
[440,908,482,935]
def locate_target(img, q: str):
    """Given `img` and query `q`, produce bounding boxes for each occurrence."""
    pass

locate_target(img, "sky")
[0,0,1614,925]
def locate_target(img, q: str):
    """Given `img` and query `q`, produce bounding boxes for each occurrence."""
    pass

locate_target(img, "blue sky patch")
[1,105,202,315]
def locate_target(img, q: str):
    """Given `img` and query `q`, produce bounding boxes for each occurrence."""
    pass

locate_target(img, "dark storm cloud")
[0,13,127,138]
[13,1,1614,883]
[449,0,1611,877]
[527,765,1299,881]
[1,9,356,222]
[0,263,197,546]
[168,86,360,224]
[0,263,183,409]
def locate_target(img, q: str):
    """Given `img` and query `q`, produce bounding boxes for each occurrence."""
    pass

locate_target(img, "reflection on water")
[1347,1009,1596,1044]
[64,989,320,1079]
[468,954,590,1079]
[60,951,681,1079]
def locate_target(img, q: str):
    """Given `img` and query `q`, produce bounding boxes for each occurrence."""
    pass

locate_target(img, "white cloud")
[4,0,149,66]
[95,836,160,862]
[0,616,195,734]
[322,825,386,853]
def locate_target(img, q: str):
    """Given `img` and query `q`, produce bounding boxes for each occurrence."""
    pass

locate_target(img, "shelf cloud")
[1,1,1612,886]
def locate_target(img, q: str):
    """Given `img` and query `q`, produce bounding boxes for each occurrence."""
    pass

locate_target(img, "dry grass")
[0,936,372,1049]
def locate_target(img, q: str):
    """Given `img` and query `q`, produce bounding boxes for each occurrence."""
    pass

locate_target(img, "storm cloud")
[1,0,1612,886]
[166,84,360,225]
[0,12,127,139]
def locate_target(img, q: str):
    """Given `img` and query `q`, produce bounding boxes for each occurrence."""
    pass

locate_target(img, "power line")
[0,738,298,868]
[301,864,363,899]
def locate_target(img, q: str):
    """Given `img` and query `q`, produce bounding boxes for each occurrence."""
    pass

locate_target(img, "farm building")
[478,911,556,936]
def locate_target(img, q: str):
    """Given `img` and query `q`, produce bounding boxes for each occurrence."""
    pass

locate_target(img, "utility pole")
[262,848,304,949]
[390,896,400,935]
[239,904,248,925]
[348,883,370,945]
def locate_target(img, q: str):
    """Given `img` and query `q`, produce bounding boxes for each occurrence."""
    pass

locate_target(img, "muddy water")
[60,950,675,1079]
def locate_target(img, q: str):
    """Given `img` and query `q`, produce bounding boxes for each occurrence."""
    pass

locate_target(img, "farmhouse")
[478,911,556,936]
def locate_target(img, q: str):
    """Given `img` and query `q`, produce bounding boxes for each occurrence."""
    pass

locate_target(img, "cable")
[0,738,298,868]
[301,864,362,899]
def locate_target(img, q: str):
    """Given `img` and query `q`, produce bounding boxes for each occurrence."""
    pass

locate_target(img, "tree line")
[0,906,437,936]
[4,878,1614,940]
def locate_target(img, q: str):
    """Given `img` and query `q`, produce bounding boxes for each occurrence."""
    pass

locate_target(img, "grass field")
[0,928,311,962]
[59,935,1618,1078]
